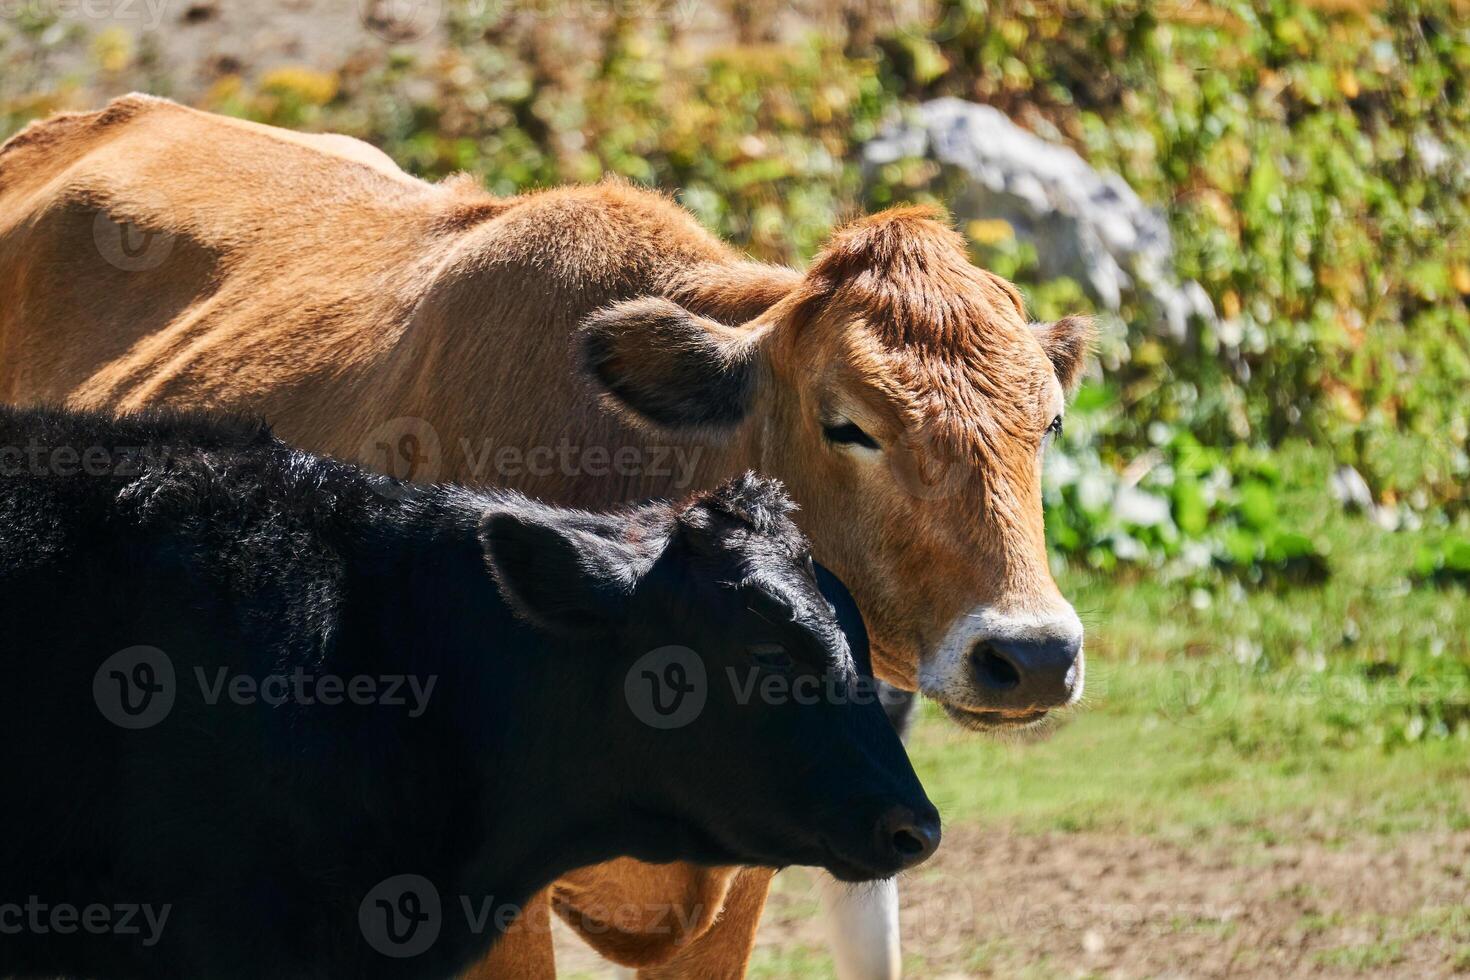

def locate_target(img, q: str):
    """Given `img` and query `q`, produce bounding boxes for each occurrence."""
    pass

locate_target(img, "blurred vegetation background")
[2,1,1467,973]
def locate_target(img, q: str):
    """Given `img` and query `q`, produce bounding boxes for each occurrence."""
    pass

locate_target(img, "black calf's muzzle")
[874,803,941,871]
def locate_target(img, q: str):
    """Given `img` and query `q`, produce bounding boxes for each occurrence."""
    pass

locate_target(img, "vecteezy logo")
[1155,659,1241,728]
[893,1,977,42]
[359,874,442,958]
[625,646,707,730]
[359,0,442,42]
[907,864,980,960]
[93,646,176,729]
[358,417,443,500]
[92,208,176,272]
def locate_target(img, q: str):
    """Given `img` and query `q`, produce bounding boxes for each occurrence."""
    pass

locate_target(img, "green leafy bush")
[1044,383,1331,582]
[1414,536,1470,585]
[878,0,1470,516]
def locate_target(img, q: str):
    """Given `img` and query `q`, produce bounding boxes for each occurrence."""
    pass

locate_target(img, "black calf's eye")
[823,421,880,450]
[746,589,793,626]
[749,644,794,673]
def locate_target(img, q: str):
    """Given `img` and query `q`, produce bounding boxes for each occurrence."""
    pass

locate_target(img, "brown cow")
[0,94,1090,978]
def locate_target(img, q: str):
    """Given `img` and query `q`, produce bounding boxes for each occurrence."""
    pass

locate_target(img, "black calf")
[0,405,936,980]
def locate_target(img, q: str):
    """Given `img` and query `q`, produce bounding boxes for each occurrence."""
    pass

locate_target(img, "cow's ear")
[1033,315,1093,395]
[479,511,637,634]
[580,297,762,436]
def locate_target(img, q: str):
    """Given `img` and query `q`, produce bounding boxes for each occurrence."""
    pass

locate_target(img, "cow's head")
[480,473,939,881]
[581,208,1090,730]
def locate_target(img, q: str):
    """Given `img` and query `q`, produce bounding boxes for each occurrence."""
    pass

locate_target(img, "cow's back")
[0,96,762,506]
[0,96,480,429]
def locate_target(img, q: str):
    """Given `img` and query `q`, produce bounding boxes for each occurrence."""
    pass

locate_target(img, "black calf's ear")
[814,563,870,678]
[580,297,761,436]
[1033,315,1093,395]
[479,511,639,634]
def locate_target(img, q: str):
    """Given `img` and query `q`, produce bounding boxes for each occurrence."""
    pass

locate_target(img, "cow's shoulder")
[438,179,742,301]
[202,110,413,183]
[480,180,724,249]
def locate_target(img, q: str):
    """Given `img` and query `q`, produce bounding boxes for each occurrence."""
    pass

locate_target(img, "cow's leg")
[633,866,775,980]
[816,682,917,980]
[458,886,557,980]
[551,859,736,969]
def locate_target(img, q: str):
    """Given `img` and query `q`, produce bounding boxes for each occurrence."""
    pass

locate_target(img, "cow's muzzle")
[922,603,1086,729]
[969,632,1083,711]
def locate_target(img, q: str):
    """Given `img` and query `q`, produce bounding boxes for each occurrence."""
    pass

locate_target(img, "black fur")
[0,404,934,980]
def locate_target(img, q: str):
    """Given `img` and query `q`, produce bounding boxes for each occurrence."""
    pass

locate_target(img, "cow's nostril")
[972,645,1021,691]
[875,805,941,871]
[891,828,926,857]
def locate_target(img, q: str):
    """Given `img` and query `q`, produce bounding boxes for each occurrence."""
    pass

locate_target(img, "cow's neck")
[363,497,638,923]
[339,260,782,510]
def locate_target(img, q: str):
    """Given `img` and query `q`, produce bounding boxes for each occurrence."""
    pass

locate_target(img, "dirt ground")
[549,826,1470,978]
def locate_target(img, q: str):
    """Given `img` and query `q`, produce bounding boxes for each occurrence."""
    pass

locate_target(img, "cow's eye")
[1046,415,1063,441]
[749,644,794,673]
[803,553,817,580]
[823,420,880,450]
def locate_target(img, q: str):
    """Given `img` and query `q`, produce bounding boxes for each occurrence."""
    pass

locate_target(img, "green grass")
[910,441,1470,838]
[1314,934,1407,972]
[908,684,1470,836]
[747,943,836,978]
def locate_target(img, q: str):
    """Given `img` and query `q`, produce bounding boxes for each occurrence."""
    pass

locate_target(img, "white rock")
[864,98,1218,341]
[1329,465,1375,513]
[1114,485,1173,528]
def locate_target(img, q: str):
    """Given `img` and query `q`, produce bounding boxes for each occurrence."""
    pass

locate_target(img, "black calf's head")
[479,474,938,881]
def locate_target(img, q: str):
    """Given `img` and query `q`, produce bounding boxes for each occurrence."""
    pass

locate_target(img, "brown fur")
[0,96,1090,977]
